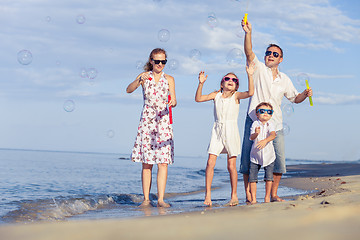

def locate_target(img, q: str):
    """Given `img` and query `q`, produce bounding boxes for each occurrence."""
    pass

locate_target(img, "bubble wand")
[168,95,173,124]
[305,79,313,106]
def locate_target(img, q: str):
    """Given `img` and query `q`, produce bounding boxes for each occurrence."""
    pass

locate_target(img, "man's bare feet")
[271,196,285,202]
[157,200,171,208]
[139,200,152,208]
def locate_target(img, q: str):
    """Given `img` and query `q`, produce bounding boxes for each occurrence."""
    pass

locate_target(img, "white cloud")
[248,0,360,51]
[315,92,360,105]
[290,42,344,52]
[287,71,354,80]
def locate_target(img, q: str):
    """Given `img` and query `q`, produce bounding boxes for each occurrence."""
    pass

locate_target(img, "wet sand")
[1,162,360,240]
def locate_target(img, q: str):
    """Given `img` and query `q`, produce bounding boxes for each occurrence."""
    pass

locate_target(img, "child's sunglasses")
[257,109,274,115]
[152,59,167,65]
[222,77,239,84]
[265,51,280,58]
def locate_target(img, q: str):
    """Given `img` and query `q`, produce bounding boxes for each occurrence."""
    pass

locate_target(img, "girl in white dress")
[195,63,254,206]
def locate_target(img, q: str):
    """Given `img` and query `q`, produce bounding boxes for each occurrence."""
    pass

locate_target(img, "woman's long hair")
[144,48,167,72]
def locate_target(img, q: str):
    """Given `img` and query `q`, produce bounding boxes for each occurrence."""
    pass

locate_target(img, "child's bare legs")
[249,181,257,204]
[157,163,170,208]
[204,154,217,206]
[264,181,273,203]
[243,174,252,203]
[227,156,238,206]
[140,163,153,207]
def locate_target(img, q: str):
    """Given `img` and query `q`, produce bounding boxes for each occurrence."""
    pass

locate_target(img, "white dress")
[207,92,241,157]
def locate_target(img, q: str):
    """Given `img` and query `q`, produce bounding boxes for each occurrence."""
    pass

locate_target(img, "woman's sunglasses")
[222,77,239,84]
[265,51,280,58]
[257,109,274,115]
[152,59,167,65]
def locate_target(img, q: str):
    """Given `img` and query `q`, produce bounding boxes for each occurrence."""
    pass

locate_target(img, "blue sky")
[0,0,359,161]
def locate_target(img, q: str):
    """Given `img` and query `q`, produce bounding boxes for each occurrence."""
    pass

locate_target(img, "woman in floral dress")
[126,48,176,208]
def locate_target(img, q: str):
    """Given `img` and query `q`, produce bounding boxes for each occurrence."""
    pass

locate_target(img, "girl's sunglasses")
[257,109,274,115]
[222,77,239,84]
[152,59,167,65]
[265,51,280,58]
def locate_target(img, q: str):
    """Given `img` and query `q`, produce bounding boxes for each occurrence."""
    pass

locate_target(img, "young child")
[195,63,255,206]
[249,102,276,204]
[126,48,176,208]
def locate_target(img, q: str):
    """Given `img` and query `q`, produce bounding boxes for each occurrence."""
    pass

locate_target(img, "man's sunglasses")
[152,59,167,65]
[265,51,280,58]
[257,109,274,115]
[222,77,239,84]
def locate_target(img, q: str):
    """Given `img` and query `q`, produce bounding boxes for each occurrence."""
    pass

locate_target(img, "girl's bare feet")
[225,197,239,206]
[204,197,212,206]
[271,196,285,202]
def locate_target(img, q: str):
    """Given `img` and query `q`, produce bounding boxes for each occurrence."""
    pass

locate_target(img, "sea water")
[0,148,323,224]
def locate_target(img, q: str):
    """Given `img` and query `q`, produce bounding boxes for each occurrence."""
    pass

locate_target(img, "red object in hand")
[168,95,173,124]
[148,77,152,80]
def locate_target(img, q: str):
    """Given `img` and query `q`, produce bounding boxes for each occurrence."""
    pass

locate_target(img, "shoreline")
[1,162,360,240]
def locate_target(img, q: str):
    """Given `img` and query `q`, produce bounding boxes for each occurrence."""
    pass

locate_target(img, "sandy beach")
[1,162,360,240]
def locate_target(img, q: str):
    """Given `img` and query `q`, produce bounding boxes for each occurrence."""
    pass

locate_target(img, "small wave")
[196,168,224,176]
[2,193,156,223]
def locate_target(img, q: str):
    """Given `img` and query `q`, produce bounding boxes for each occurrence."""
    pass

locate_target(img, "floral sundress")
[131,71,174,164]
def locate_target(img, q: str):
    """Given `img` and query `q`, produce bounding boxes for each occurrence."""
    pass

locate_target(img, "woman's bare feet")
[157,200,171,208]
[139,200,152,208]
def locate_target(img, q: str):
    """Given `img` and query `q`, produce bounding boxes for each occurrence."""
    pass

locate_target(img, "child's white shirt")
[250,120,276,167]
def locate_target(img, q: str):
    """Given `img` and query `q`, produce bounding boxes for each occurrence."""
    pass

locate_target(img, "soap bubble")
[135,60,144,70]
[158,29,170,42]
[63,100,75,112]
[235,25,244,38]
[17,50,33,65]
[76,14,86,24]
[80,68,88,78]
[107,130,115,138]
[277,122,290,136]
[168,59,179,70]
[282,122,291,136]
[226,48,244,66]
[87,68,98,79]
[189,49,201,61]
[207,12,218,28]
[282,103,294,117]
[296,73,309,87]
